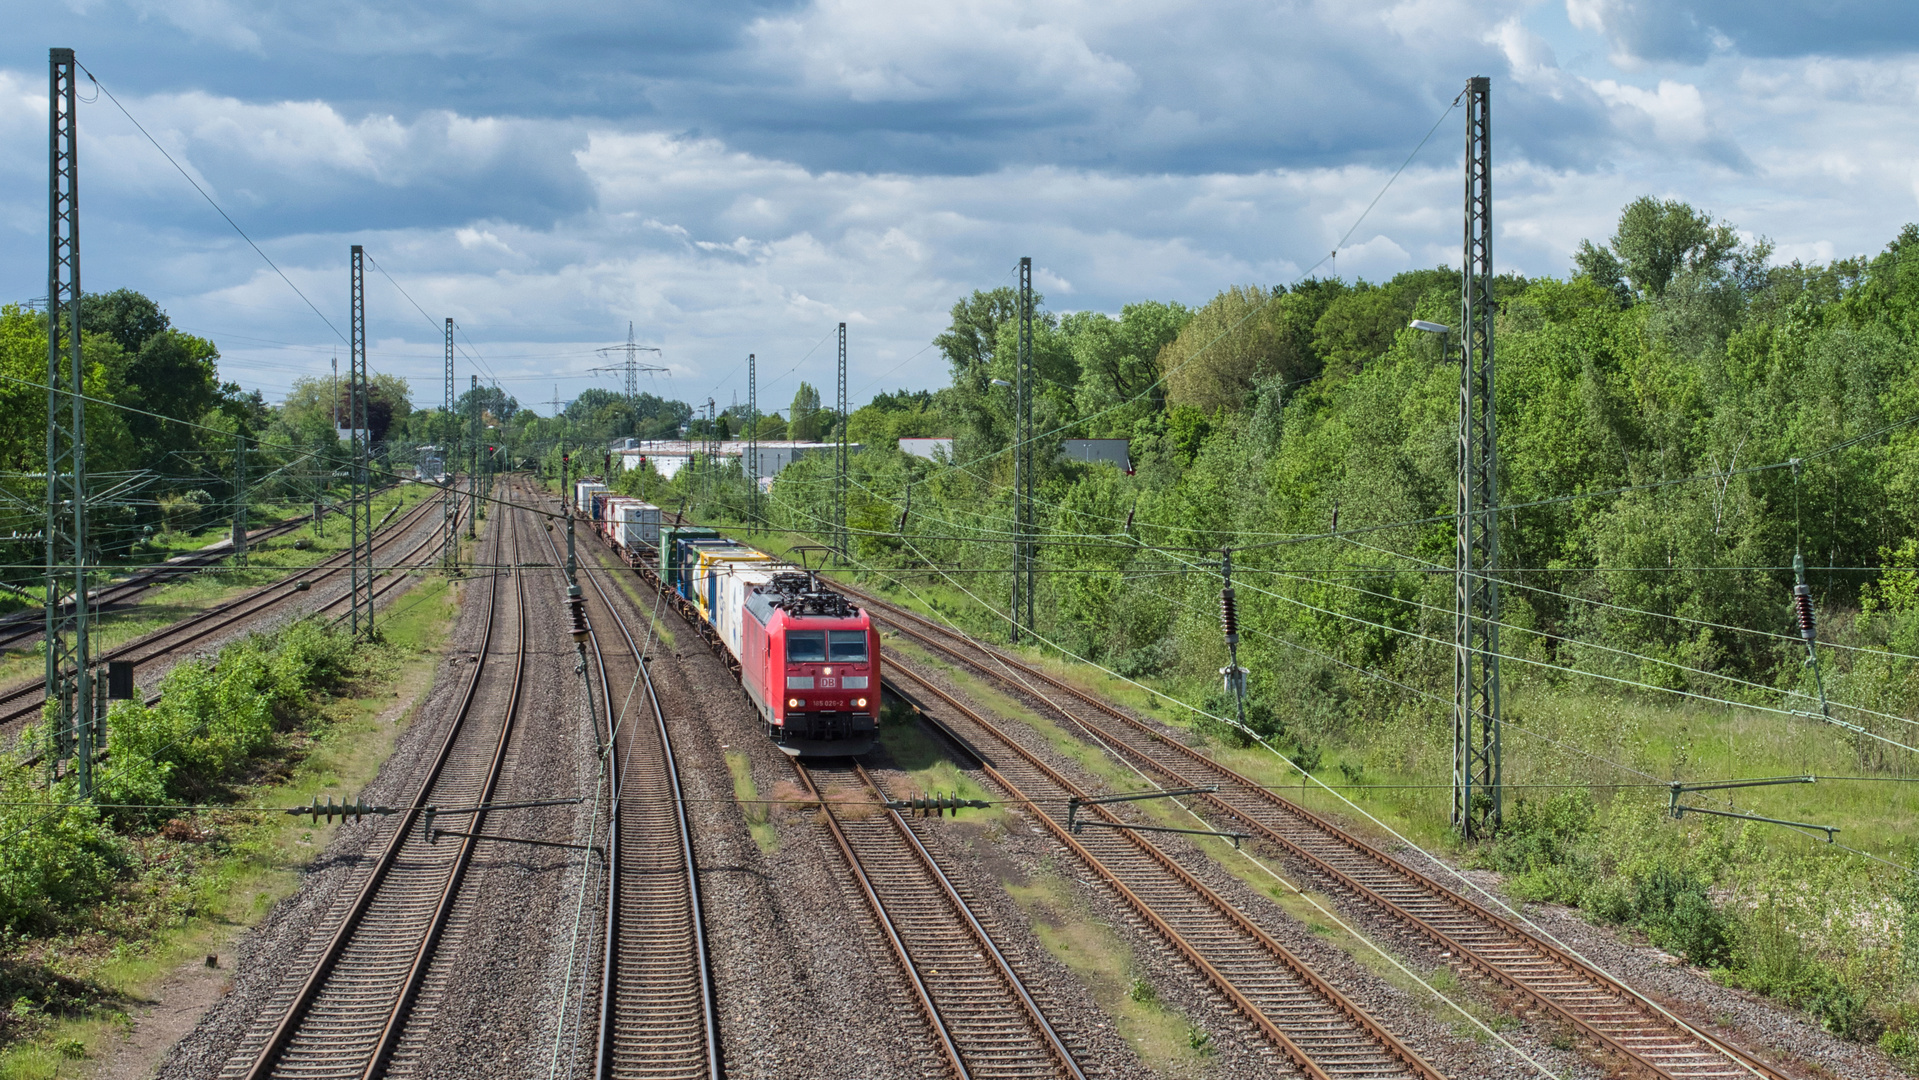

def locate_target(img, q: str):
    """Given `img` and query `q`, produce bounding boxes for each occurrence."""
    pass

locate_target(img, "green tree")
[85,288,171,356]
[935,287,1028,388]
[1066,301,1191,435]
[1577,196,1768,300]
[458,384,520,425]
[1160,285,1287,414]
[790,382,825,441]
[755,412,789,440]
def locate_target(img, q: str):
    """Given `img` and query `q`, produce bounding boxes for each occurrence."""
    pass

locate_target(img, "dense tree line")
[758,198,1919,747]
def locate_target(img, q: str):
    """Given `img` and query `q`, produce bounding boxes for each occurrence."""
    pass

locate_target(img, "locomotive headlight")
[855,697,868,708]
[822,666,832,676]
[787,697,802,708]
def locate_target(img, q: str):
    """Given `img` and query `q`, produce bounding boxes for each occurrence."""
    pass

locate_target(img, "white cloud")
[6,2,1919,413]
[745,0,1138,106]
[132,0,264,53]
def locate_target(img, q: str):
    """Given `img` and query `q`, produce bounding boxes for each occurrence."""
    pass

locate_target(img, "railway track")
[793,758,1086,1080]
[583,508,1438,1080]
[577,506,1085,1078]
[848,586,1789,1080]
[527,481,721,1080]
[0,511,321,653]
[879,658,1441,1080]
[224,489,526,1079]
[0,488,454,733]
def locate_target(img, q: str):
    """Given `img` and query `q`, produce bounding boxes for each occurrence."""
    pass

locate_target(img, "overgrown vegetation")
[0,287,466,625]
[516,196,1919,1060]
[0,617,385,1054]
[1477,790,1889,1041]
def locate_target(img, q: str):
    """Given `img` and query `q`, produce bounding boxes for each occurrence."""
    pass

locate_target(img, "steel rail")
[574,510,1425,1079]
[233,487,522,1079]
[530,479,719,1080]
[853,588,1787,1080]
[880,659,1441,1080]
[798,759,1087,1080]
[790,759,971,1080]
[13,497,463,774]
[0,512,317,651]
[571,497,1071,1078]
[0,488,451,730]
[357,504,530,1077]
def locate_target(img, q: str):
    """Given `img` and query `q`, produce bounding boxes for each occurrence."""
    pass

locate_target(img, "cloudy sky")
[3,1,1916,415]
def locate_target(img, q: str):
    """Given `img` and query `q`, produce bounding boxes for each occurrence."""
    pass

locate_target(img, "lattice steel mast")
[348,245,376,639]
[231,433,248,568]
[591,322,666,398]
[1454,76,1502,837]
[44,46,95,793]
[835,322,848,562]
[443,317,456,573]
[466,374,479,539]
[1011,256,1035,643]
[746,352,758,534]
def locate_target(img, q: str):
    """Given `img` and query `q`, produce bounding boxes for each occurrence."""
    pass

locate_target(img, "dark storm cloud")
[23,0,1622,188]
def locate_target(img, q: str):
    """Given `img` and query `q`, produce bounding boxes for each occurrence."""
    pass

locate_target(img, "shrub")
[1805,978,1867,1040]
[1477,791,1599,905]
[1878,1027,1918,1062]
[100,620,365,807]
[0,771,121,933]
[1634,866,1734,967]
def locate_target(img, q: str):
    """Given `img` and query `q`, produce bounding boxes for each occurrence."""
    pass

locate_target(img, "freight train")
[574,481,880,757]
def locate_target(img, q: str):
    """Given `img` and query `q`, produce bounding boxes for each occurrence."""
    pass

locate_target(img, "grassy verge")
[725,752,779,854]
[0,573,460,1078]
[1003,861,1218,1077]
[849,569,1919,1064]
[873,713,1001,824]
[0,483,434,690]
[586,547,678,650]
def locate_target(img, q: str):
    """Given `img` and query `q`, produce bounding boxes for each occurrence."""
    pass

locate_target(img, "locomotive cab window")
[828,631,868,663]
[786,631,827,663]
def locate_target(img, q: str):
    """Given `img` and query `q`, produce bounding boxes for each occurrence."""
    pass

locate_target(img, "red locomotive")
[737,571,880,757]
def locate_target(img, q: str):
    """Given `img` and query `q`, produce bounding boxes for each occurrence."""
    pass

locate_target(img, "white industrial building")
[612,439,856,481]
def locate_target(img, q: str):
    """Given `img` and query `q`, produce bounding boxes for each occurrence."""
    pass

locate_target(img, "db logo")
[820,677,837,688]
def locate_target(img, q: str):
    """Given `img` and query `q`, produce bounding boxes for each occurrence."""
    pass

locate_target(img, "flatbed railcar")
[575,490,878,756]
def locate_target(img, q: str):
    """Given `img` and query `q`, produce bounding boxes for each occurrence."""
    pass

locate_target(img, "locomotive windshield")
[786,631,827,662]
[828,631,868,663]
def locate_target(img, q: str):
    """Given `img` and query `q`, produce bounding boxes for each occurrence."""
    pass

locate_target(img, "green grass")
[0,573,461,1076]
[874,715,1001,823]
[725,751,779,854]
[1003,862,1217,1077]
[585,546,678,650]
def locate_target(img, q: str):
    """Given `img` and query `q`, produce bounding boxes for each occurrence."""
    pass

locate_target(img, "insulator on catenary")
[568,594,590,643]
[1793,583,1816,643]
[1219,586,1238,643]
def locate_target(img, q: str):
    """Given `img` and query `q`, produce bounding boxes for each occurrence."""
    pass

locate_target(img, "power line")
[73,62,346,346]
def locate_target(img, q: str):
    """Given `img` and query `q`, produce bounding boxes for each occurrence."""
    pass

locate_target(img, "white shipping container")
[574,482,607,515]
[619,502,662,547]
[717,565,777,662]
[599,497,640,544]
